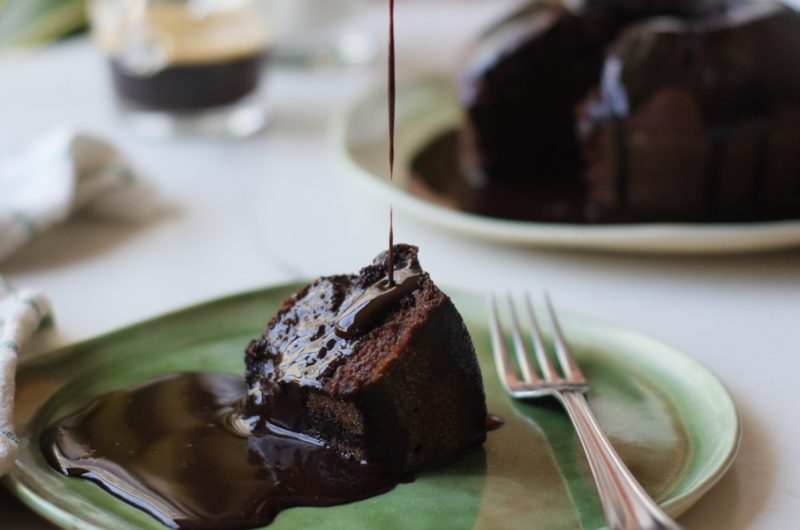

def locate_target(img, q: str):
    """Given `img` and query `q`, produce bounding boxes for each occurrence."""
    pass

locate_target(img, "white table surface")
[1,2,799,529]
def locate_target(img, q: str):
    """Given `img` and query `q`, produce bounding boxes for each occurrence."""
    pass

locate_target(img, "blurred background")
[1,0,800,529]
[0,0,87,48]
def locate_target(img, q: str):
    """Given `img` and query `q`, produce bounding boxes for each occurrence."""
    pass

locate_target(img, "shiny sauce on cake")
[244,256,423,393]
[335,265,422,339]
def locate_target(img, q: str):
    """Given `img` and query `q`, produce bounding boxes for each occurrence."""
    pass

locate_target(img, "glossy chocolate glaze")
[247,277,356,391]
[111,53,265,111]
[579,1,800,221]
[335,267,422,339]
[42,373,406,530]
[242,246,430,446]
[459,5,605,191]
[455,0,800,223]
[245,247,423,395]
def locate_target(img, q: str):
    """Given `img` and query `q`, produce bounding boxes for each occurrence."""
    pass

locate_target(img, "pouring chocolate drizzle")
[332,0,413,337]
[387,0,397,286]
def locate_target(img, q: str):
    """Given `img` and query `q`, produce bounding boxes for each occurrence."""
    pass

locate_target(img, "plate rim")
[4,282,742,528]
[331,74,800,255]
[557,310,742,518]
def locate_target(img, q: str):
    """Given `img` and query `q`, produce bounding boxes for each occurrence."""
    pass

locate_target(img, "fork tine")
[488,294,520,391]
[524,293,559,382]
[544,293,585,382]
[506,293,539,384]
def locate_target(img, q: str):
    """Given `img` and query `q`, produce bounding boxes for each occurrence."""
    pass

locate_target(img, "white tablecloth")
[1,2,798,528]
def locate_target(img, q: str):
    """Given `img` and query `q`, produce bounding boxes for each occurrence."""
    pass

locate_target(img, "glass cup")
[89,0,274,137]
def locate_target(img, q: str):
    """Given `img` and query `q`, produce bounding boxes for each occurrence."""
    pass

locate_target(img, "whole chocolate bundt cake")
[455,0,800,223]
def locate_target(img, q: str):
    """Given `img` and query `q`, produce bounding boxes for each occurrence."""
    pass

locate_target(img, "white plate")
[333,76,800,255]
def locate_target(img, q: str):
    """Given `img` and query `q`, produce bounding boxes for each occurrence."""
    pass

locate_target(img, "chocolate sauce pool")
[42,373,406,530]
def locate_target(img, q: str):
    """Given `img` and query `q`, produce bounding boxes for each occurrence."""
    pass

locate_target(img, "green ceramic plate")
[334,76,800,254]
[4,283,740,530]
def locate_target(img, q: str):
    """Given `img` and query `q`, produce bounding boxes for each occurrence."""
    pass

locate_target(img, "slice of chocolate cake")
[245,244,486,473]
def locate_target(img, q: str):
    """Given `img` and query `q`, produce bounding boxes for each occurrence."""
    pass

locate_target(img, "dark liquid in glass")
[110,53,266,111]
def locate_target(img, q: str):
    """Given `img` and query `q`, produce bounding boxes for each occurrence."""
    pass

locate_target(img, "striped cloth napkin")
[0,130,155,474]
[0,129,156,262]
[0,278,52,475]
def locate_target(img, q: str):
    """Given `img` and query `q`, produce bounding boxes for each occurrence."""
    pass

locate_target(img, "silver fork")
[488,293,684,530]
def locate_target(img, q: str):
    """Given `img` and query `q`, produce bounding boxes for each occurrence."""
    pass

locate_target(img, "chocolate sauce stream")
[388,209,395,284]
[386,0,396,286]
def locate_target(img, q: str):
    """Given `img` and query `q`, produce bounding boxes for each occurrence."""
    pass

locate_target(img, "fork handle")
[558,390,685,530]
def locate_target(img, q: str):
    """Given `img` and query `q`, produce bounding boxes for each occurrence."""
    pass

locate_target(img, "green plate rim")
[330,74,800,254]
[3,282,742,529]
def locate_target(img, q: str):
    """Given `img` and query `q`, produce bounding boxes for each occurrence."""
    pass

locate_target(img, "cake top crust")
[597,1,800,123]
[245,245,426,393]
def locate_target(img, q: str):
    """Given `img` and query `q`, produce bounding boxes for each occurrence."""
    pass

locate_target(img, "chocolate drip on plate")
[42,373,406,530]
